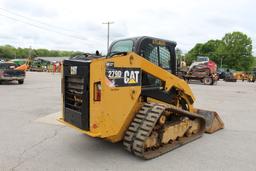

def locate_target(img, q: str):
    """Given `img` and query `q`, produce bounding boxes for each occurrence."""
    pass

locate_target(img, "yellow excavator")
[59,36,224,159]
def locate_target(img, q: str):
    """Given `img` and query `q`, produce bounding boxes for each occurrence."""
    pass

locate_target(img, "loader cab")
[108,36,177,74]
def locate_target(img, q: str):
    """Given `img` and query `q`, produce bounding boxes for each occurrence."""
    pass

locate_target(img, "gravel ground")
[0,72,255,171]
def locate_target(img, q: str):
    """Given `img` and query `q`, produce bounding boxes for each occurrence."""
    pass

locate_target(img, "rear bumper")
[0,76,25,81]
[58,117,100,137]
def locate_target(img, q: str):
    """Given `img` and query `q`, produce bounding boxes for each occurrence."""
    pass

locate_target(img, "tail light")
[94,82,101,101]
[0,71,3,77]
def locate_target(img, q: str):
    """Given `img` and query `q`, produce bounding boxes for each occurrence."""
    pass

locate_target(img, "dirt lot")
[0,72,256,170]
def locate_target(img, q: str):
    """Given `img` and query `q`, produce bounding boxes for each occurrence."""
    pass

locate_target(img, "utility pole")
[102,21,114,52]
[28,46,32,59]
[220,56,223,68]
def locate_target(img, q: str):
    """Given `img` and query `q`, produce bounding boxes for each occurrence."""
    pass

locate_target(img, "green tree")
[36,49,50,57]
[0,45,85,60]
[70,51,84,57]
[185,40,223,65]
[185,31,254,71]
[16,47,28,58]
[0,45,16,59]
[220,32,253,71]
[185,43,203,65]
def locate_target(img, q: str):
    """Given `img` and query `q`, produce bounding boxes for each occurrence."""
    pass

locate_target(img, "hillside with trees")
[185,31,255,71]
[0,45,84,60]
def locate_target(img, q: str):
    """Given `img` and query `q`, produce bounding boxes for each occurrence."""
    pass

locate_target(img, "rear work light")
[94,82,101,101]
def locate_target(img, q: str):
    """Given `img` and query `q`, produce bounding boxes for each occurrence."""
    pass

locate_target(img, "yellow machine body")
[59,36,224,159]
[59,52,196,142]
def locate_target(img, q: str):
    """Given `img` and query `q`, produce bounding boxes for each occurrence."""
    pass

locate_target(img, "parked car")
[217,68,226,79]
[0,62,25,84]
[223,69,237,82]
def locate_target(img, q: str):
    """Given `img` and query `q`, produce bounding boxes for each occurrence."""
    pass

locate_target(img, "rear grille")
[65,76,84,112]
[63,60,90,131]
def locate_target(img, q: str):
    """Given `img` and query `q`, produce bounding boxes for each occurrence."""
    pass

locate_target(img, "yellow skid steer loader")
[59,36,224,159]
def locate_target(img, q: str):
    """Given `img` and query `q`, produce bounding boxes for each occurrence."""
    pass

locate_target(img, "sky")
[0,0,255,54]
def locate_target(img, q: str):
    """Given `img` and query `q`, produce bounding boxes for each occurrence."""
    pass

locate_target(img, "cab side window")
[140,42,171,69]
[159,46,170,69]
[142,44,159,66]
[140,41,172,87]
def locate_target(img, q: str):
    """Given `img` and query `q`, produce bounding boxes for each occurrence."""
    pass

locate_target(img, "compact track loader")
[181,56,218,85]
[59,36,224,159]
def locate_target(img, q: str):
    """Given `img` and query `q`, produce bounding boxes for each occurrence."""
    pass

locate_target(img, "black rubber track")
[123,102,206,159]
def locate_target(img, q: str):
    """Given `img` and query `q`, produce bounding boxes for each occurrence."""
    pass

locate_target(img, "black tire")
[203,77,213,85]
[18,80,24,84]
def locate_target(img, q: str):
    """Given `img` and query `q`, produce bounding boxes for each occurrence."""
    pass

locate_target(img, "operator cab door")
[136,38,176,74]
[136,38,176,87]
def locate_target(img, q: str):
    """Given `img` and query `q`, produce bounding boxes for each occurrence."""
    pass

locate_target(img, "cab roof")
[110,36,177,46]
[108,36,177,55]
